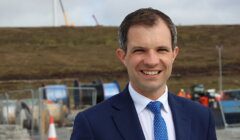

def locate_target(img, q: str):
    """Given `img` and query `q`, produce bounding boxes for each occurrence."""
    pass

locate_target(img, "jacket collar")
[168,93,191,140]
[110,86,145,140]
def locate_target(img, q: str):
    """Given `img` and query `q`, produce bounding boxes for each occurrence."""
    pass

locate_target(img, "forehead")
[127,20,171,47]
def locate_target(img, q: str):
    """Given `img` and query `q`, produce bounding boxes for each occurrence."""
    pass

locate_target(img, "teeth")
[142,71,159,75]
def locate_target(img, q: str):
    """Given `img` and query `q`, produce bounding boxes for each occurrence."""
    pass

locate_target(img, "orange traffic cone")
[48,116,58,140]
[177,89,186,98]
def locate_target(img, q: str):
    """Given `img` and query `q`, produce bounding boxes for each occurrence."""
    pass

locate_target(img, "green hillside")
[0,25,240,93]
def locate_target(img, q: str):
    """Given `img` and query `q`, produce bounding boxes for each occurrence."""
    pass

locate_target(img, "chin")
[139,82,164,92]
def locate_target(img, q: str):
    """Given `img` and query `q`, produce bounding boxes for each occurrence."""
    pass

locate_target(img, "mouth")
[141,70,162,75]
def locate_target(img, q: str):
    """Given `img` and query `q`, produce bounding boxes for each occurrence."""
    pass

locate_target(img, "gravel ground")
[216,127,240,140]
[55,126,240,140]
[57,127,72,140]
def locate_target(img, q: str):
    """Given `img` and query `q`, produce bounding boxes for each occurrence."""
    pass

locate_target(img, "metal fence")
[0,89,35,140]
[0,86,97,140]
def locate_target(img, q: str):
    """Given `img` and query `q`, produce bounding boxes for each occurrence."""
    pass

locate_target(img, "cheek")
[161,57,174,68]
[126,55,142,66]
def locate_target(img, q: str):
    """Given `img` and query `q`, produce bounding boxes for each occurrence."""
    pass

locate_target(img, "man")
[71,8,217,140]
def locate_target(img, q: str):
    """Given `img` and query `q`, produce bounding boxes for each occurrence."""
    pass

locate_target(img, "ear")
[172,46,179,61]
[116,48,126,66]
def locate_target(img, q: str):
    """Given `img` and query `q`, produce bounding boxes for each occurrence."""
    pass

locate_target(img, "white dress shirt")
[129,83,176,140]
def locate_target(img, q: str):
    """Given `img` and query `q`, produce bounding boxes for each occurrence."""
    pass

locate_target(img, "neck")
[131,84,166,100]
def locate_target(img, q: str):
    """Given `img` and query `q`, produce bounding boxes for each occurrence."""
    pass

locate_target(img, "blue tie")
[147,101,168,140]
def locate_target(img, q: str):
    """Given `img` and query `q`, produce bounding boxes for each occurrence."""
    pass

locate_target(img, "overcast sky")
[0,0,239,27]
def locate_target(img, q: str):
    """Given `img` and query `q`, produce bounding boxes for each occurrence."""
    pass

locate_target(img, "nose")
[143,50,159,67]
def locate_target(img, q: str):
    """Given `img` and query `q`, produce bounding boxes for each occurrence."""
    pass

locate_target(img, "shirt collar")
[129,83,170,114]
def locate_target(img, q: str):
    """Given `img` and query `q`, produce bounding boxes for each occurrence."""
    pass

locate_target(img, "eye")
[157,47,170,52]
[132,48,145,53]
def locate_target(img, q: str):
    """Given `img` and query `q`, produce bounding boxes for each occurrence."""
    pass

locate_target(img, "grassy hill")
[0,25,240,93]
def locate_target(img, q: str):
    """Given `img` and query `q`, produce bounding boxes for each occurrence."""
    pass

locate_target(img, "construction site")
[1,0,240,140]
[0,80,121,139]
[1,82,240,140]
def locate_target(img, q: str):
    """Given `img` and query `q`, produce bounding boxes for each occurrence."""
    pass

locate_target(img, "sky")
[0,0,239,27]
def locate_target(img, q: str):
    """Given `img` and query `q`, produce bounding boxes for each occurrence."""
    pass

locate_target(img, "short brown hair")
[118,8,177,51]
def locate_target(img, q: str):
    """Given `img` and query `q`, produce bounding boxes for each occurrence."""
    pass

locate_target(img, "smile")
[141,70,161,75]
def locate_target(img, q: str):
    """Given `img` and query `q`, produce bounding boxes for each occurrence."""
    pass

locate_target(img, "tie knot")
[146,101,162,114]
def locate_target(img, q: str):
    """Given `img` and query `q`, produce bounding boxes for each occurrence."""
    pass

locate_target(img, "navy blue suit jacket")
[71,86,217,140]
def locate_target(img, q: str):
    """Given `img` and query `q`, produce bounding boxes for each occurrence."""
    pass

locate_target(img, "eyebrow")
[131,46,145,49]
[156,46,171,50]
[131,45,170,50]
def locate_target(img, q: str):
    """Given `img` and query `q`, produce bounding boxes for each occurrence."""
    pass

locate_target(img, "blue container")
[220,100,240,113]
[44,85,69,106]
[103,82,120,100]
[220,100,240,124]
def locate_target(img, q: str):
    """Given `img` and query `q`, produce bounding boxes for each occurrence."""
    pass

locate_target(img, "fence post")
[38,88,44,140]
[5,93,9,124]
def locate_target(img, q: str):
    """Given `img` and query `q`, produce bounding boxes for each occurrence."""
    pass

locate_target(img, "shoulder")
[81,87,131,115]
[75,90,128,120]
[169,93,206,108]
[169,93,214,129]
[169,93,211,117]
[168,93,217,139]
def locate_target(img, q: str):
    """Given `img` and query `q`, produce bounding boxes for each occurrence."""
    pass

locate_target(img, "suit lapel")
[168,93,191,140]
[111,87,145,140]
[110,88,192,140]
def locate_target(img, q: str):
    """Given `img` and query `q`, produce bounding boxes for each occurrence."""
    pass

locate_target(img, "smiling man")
[116,16,178,100]
[71,8,217,140]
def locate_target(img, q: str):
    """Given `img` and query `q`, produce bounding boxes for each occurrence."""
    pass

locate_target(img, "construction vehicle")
[58,0,74,26]
[92,14,100,26]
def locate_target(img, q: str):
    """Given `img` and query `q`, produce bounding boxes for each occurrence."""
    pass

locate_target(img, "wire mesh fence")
[0,86,97,140]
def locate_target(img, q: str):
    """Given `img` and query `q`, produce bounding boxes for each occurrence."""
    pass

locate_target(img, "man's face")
[116,20,179,99]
